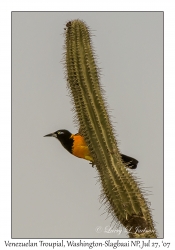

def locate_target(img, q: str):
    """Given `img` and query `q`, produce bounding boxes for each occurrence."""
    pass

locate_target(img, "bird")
[44,129,138,169]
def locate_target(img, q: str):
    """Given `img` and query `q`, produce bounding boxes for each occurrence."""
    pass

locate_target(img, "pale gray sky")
[12,12,163,238]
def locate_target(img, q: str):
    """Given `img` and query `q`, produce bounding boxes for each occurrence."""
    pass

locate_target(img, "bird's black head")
[44,129,71,142]
[44,129,73,153]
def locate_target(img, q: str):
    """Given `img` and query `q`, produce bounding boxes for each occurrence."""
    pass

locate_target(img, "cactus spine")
[64,20,157,238]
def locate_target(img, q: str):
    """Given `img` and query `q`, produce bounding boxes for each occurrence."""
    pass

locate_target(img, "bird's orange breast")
[71,134,93,162]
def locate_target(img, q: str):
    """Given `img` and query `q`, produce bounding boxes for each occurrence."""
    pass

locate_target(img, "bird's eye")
[58,131,64,135]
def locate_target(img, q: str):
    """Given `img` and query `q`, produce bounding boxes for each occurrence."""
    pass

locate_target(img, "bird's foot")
[89,162,95,167]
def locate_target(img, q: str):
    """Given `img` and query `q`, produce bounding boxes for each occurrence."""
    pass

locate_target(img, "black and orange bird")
[44,129,138,169]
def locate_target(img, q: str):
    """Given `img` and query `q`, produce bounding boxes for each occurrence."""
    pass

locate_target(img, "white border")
[0,0,174,248]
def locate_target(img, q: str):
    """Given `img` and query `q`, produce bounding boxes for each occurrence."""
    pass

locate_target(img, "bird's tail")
[121,154,138,169]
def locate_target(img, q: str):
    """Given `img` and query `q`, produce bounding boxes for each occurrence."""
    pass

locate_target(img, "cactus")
[64,19,157,238]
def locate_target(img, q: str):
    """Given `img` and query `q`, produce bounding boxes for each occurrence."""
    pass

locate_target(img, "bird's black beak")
[44,132,57,138]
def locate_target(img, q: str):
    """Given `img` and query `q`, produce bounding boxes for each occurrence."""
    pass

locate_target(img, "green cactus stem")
[64,19,157,238]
